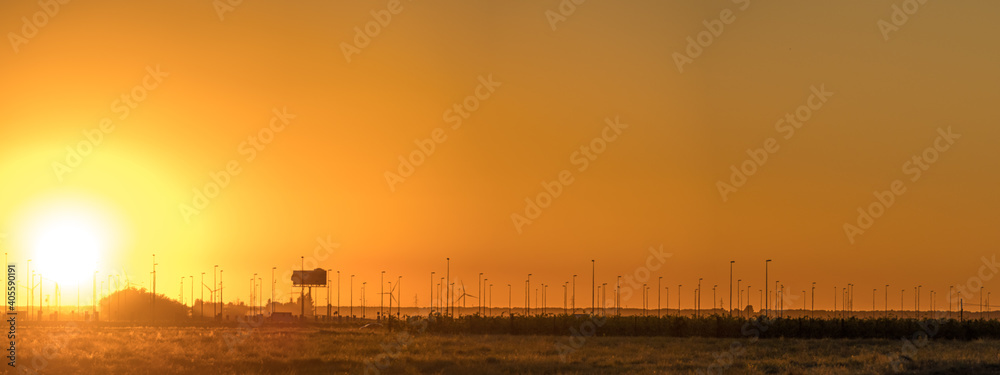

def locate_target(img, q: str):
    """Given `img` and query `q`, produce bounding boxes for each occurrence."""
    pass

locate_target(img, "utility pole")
[350,275,354,318]
[430,272,435,313]
[201,272,205,318]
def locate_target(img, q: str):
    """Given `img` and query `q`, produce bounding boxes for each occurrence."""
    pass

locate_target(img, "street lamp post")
[214,265,218,319]
[572,275,577,314]
[729,261,734,317]
[765,260,771,318]
[658,276,662,317]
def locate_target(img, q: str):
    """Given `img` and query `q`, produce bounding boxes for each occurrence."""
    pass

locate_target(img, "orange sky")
[1,0,998,312]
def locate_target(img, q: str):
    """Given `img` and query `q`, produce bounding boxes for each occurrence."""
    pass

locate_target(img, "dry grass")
[13,323,1000,374]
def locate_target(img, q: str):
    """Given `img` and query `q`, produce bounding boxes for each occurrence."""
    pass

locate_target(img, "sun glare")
[26,208,113,286]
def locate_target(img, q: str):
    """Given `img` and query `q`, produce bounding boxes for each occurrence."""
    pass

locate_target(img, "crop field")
[12,322,1000,374]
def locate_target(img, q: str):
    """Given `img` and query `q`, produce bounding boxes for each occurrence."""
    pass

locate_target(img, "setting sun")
[18,198,119,287]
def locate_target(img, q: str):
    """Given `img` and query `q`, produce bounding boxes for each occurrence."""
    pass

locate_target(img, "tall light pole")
[775,281,780,316]
[616,276,621,316]
[885,284,896,318]
[901,288,905,317]
[811,282,816,318]
[507,284,512,316]
[336,271,341,318]
[657,276,662,317]
[572,275,577,314]
[949,285,954,319]
[430,272,435,313]
[219,270,223,319]
[327,269,332,318]
[26,260,31,320]
[152,254,157,320]
[380,271,385,320]
[737,279,742,317]
[350,275,354,318]
[677,284,682,316]
[665,286,669,317]
[201,272,205,318]
[697,278,702,318]
[479,273,483,315]
[591,260,595,315]
[527,273,532,315]
[563,282,568,315]
[446,258,450,317]
[214,265,218,318]
[729,261,734,317]
[712,285,717,312]
[764,259,771,318]
[271,267,276,315]
[189,276,194,317]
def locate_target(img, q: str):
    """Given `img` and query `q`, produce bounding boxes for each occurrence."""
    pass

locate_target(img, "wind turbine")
[455,281,478,314]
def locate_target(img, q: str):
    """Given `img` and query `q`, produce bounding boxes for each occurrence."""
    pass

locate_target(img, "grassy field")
[13,323,1000,374]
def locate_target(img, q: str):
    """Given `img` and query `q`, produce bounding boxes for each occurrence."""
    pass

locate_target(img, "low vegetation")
[14,321,1000,374]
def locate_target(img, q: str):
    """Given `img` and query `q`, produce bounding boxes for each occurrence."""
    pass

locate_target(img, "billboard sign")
[292,268,328,287]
